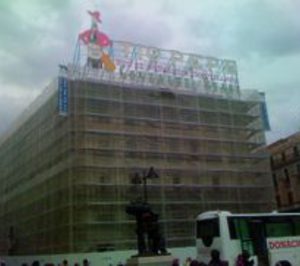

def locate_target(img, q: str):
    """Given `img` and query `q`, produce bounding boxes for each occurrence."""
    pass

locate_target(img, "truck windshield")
[197,218,219,238]
[197,218,219,246]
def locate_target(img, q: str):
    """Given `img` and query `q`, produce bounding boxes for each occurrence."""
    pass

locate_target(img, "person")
[83,259,89,266]
[236,250,254,266]
[208,249,227,266]
[190,260,200,266]
[184,257,192,266]
[236,254,244,266]
[145,212,167,254]
[198,262,208,266]
[242,250,254,266]
[172,258,180,266]
[32,261,40,266]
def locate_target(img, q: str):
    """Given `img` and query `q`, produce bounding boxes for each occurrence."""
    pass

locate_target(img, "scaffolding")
[0,54,275,255]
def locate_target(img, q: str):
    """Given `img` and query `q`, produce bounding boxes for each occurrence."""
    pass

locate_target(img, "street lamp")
[127,167,167,255]
[131,167,159,203]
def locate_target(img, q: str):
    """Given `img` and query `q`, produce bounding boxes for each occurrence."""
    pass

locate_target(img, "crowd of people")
[0,258,91,266]
[1,249,255,266]
[172,249,254,266]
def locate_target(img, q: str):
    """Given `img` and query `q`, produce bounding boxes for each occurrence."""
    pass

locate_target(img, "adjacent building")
[0,39,275,256]
[266,132,300,212]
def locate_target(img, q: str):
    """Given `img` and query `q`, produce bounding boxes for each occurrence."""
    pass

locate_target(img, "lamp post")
[127,167,167,255]
[131,167,159,203]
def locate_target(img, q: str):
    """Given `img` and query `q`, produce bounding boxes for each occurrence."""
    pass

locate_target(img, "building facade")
[0,41,275,255]
[267,132,300,212]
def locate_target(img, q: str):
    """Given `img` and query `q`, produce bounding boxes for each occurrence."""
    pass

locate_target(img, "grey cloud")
[97,0,174,48]
[103,4,173,48]
[42,0,71,11]
[265,85,300,143]
[231,1,300,58]
[0,8,39,53]
[185,1,300,59]
[0,0,78,90]
[0,0,299,144]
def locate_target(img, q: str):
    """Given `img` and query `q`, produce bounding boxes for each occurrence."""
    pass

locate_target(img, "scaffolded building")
[0,39,275,255]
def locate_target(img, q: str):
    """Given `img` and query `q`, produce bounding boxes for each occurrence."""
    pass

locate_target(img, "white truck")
[196,211,300,266]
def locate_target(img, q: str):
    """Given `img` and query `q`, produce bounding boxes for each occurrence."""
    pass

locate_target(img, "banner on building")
[260,101,271,131]
[58,77,68,116]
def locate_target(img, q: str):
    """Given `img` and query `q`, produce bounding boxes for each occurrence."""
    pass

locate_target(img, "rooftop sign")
[76,11,240,98]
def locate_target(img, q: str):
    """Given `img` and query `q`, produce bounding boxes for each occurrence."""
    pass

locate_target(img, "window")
[288,192,294,205]
[294,217,300,235]
[172,177,180,184]
[197,218,219,238]
[265,217,294,237]
[270,156,274,168]
[197,218,219,247]
[228,217,250,240]
[272,173,278,188]
[284,168,290,183]
[276,195,281,208]
[294,146,299,157]
[297,164,300,175]
[228,216,300,239]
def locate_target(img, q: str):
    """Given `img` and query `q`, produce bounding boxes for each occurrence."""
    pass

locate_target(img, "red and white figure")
[78,10,115,71]
[88,10,102,23]
[79,10,111,47]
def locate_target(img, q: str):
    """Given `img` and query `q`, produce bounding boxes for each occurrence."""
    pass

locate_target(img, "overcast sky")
[0,0,299,144]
